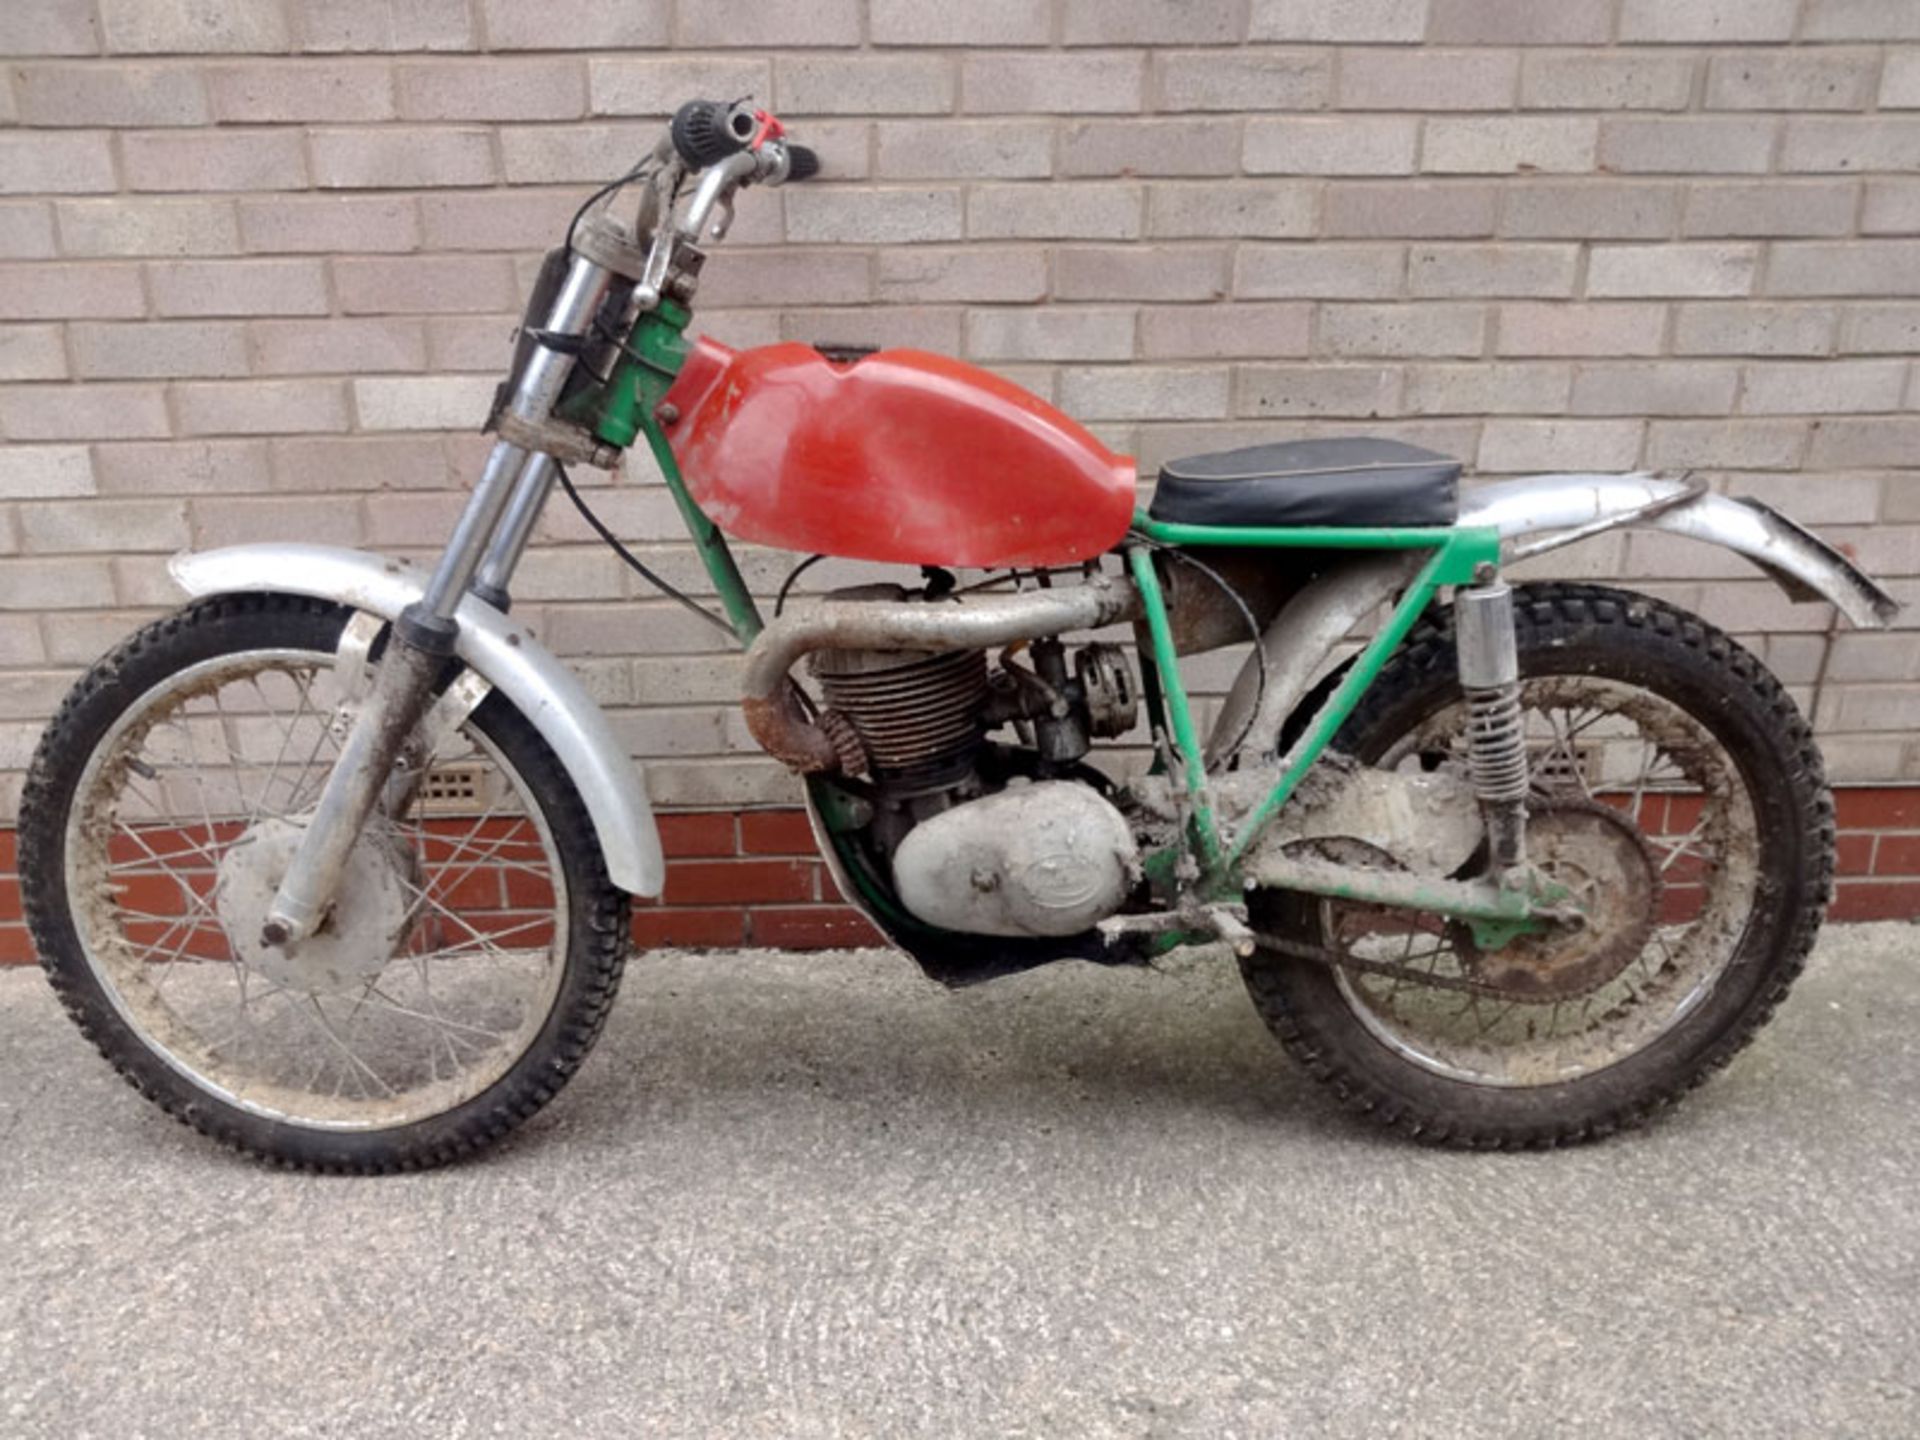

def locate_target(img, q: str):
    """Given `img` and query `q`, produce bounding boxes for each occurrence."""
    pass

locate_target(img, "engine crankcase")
[892,780,1140,938]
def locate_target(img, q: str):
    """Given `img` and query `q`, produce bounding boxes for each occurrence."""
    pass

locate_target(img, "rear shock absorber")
[1454,569,1529,877]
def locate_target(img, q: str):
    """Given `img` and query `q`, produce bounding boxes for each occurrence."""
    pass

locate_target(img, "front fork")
[260,253,611,949]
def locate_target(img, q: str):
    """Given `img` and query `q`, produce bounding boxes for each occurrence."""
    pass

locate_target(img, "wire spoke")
[414,917,555,965]
[148,905,232,996]
[416,800,528,880]
[107,824,229,870]
[246,667,318,828]
[408,953,466,1079]
[169,708,233,844]
[1329,674,1757,1082]
[287,996,397,1100]
[357,986,512,1045]
[70,644,572,1128]
[196,976,293,1058]
[1647,815,1718,875]
[277,690,343,819]
[108,822,231,938]
[397,875,550,965]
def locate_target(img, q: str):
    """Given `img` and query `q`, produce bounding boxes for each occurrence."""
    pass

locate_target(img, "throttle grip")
[784,145,821,182]
[670,99,755,169]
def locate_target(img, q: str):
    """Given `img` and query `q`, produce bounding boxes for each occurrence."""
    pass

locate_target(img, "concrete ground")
[1,924,1916,1439]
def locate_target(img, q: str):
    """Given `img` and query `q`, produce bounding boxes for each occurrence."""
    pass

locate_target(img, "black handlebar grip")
[784,145,821,182]
[670,99,754,169]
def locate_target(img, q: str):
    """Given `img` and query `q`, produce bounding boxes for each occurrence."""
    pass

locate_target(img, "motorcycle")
[20,101,1899,1170]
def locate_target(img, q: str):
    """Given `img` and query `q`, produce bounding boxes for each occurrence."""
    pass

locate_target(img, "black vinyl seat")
[1148,437,1461,529]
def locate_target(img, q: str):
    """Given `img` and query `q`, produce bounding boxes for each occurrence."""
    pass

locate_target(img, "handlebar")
[665,98,818,185]
[669,99,758,169]
[563,98,819,315]
[659,99,818,246]
[785,145,820,182]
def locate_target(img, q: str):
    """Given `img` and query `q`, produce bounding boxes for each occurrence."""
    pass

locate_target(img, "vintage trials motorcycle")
[22,101,1900,1170]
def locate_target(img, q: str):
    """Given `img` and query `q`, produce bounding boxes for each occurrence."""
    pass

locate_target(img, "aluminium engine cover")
[891,780,1140,938]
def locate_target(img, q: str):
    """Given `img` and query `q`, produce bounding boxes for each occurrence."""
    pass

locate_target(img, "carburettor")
[986,637,1139,763]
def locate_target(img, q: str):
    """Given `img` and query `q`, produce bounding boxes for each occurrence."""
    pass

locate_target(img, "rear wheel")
[20,593,631,1172]
[1241,583,1832,1147]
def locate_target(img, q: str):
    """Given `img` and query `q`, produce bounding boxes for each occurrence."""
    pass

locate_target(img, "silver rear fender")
[1461,473,1900,630]
[1209,473,1900,764]
[169,543,664,898]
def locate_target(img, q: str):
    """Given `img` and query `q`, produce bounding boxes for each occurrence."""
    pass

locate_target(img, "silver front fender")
[169,544,664,898]
[1210,473,1900,763]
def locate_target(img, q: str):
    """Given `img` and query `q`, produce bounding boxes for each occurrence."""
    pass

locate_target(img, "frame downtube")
[589,305,764,646]
[638,420,762,644]
[1127,544,1222,866]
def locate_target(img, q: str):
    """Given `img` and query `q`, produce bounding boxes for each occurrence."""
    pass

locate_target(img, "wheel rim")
[1324,675,1762,1089]
[63,644,570,1132]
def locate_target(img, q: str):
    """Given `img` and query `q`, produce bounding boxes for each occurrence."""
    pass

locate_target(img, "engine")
[812,647,990,783]
[808,623,1142,938]
[891,780,1140,937]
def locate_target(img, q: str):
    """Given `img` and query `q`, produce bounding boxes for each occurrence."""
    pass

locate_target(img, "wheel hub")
[217,817,417,994]
[1457,798,1661,1001]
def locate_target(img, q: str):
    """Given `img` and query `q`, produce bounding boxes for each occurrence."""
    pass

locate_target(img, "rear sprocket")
[1450,798,1660,1003]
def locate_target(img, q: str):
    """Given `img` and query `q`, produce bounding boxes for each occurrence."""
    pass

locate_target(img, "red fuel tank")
[658,337,1138,567]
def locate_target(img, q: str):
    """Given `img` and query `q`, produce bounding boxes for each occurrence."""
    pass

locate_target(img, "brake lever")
[675,149,759,241]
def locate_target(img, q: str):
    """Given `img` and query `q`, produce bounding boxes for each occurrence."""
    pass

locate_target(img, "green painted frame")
[582,310,1534,931]
[583,311,966,939]
[1127,510,1502,897]
[579,305,767,643]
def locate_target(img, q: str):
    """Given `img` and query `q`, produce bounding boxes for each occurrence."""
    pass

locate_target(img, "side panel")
[660,337,1139,567]
[168,544,665,898]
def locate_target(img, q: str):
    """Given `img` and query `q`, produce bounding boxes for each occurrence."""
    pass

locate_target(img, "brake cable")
[1151,543,1269,767]
[553,462,741,642]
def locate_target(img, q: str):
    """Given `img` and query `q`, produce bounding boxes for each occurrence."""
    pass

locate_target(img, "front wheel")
[20,593,631,1172]
[1242,583,1833,1147]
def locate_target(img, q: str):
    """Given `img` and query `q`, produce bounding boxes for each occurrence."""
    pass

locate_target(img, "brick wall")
[1,0,1919,937]
[3,787,1918,963]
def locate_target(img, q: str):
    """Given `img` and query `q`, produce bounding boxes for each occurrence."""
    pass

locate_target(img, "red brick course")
[3,786,1915,963]
[1830,790,1920,918]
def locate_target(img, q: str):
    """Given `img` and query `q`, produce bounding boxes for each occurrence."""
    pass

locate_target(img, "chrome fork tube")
[471,452,557,610]
[261,254,612,947]
[508,254,611,421]
[419,253,611,621]
[416,438,528,619]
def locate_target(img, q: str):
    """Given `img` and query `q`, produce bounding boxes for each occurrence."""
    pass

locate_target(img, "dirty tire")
[20,594,632,1173]
[1242,583,1833,1149]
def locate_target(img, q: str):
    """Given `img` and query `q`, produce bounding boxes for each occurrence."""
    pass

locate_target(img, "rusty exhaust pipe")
[741,578,1141,773]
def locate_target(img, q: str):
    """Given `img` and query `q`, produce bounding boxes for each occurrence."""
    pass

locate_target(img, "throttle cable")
[553,462,740,642]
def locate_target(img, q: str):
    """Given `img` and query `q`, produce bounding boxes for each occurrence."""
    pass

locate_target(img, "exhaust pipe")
[741,578,1142,773]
